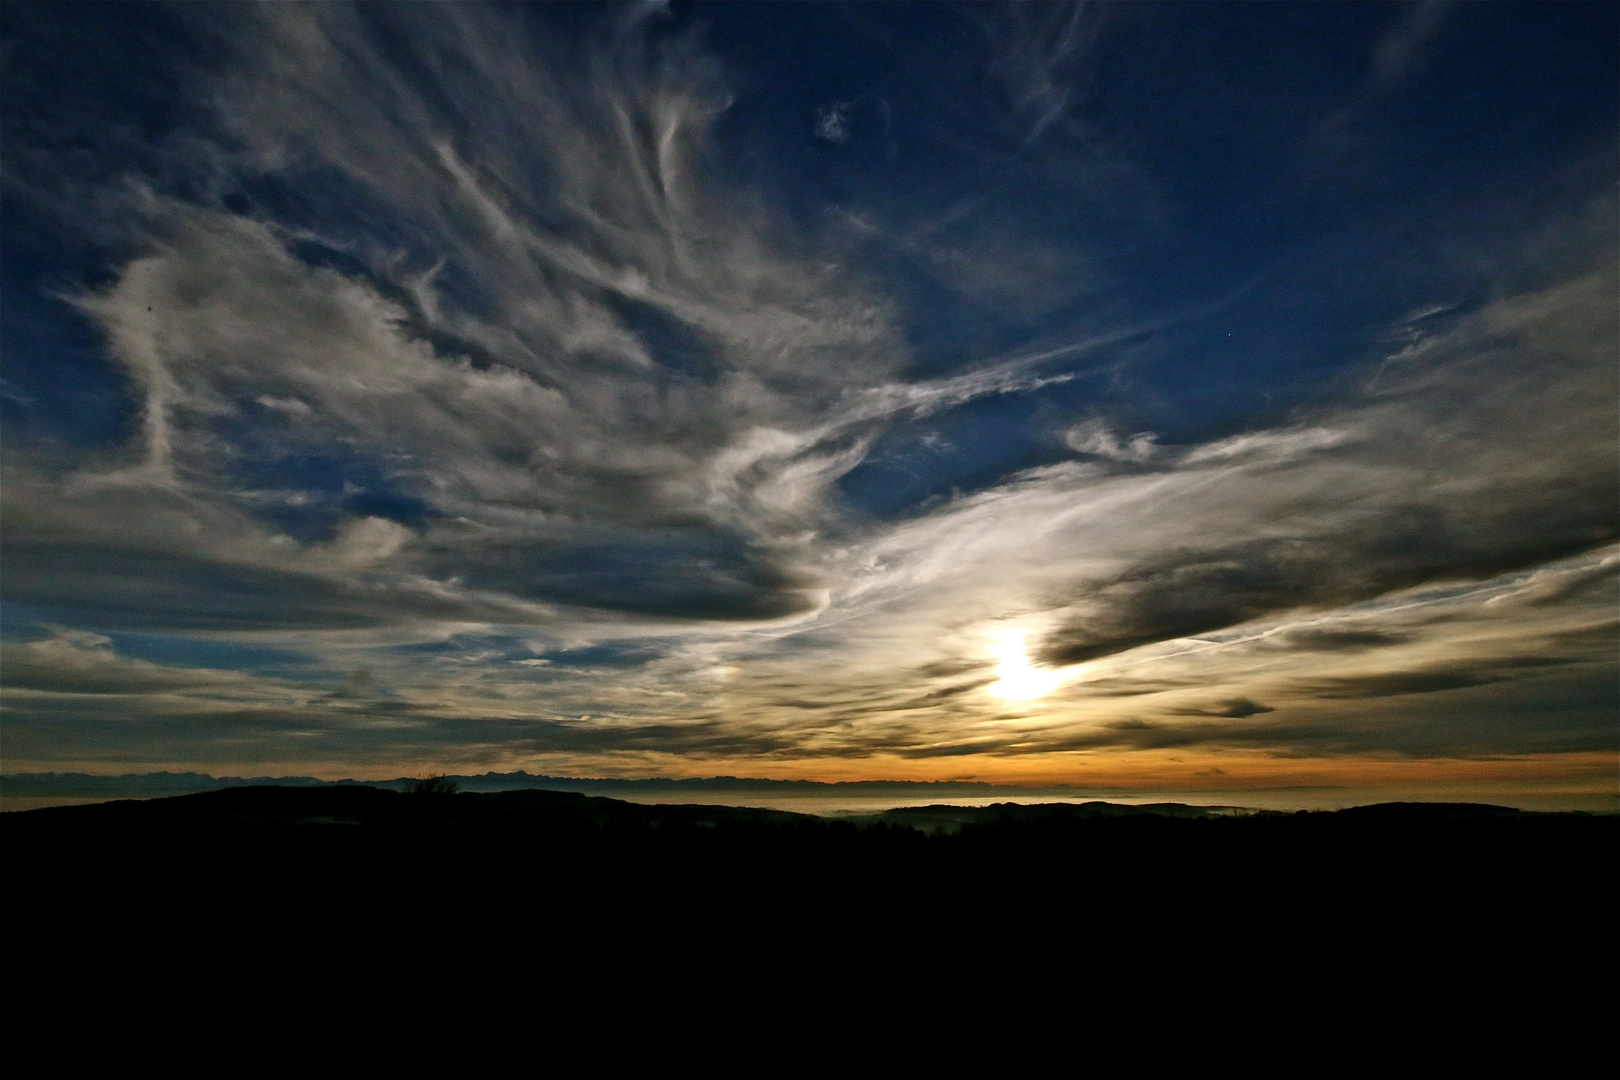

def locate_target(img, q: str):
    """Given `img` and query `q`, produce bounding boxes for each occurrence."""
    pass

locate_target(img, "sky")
[2,2,1615,807]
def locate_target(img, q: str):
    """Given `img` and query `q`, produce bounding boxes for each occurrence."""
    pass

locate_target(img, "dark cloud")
[922,679,998,700]
[438,529,825,622]
[1175,697,1275,719]
[1539,620,1620,653]
[1302,657,1582,700]
[0,539,543,631]
[4,542,404,631]
[1278,628,1411,652]
[915,659,995,679]
[1,645,248,696]
[1039,509,1617,668]
[887,667,1618,760]
[1074,678,1198,698]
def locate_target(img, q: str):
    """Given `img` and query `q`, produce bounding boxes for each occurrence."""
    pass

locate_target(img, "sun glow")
[988,628,1070,702]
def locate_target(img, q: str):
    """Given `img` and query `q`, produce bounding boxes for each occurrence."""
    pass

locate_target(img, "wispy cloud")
[977,1,1108,143]
[1368,1,1453,95]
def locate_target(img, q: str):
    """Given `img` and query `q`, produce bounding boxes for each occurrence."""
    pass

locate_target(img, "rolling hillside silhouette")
[10,787,1611,966]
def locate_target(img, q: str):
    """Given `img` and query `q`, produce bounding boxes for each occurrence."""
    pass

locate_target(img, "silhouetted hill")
[8,787,1613,979]
[7,784,823,832]
[1329,801,1532,820]
[22,784,1569,834]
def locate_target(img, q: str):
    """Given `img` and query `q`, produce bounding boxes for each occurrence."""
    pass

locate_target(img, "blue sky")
[2,2,1615,802]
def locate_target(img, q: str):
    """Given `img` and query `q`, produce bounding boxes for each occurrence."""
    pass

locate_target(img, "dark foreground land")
[10,787,1614,971]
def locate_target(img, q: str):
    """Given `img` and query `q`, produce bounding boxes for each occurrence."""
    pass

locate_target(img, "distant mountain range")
[0,769,1080,801]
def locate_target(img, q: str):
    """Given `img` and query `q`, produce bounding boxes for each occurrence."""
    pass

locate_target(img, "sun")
[988,628,1069,702]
